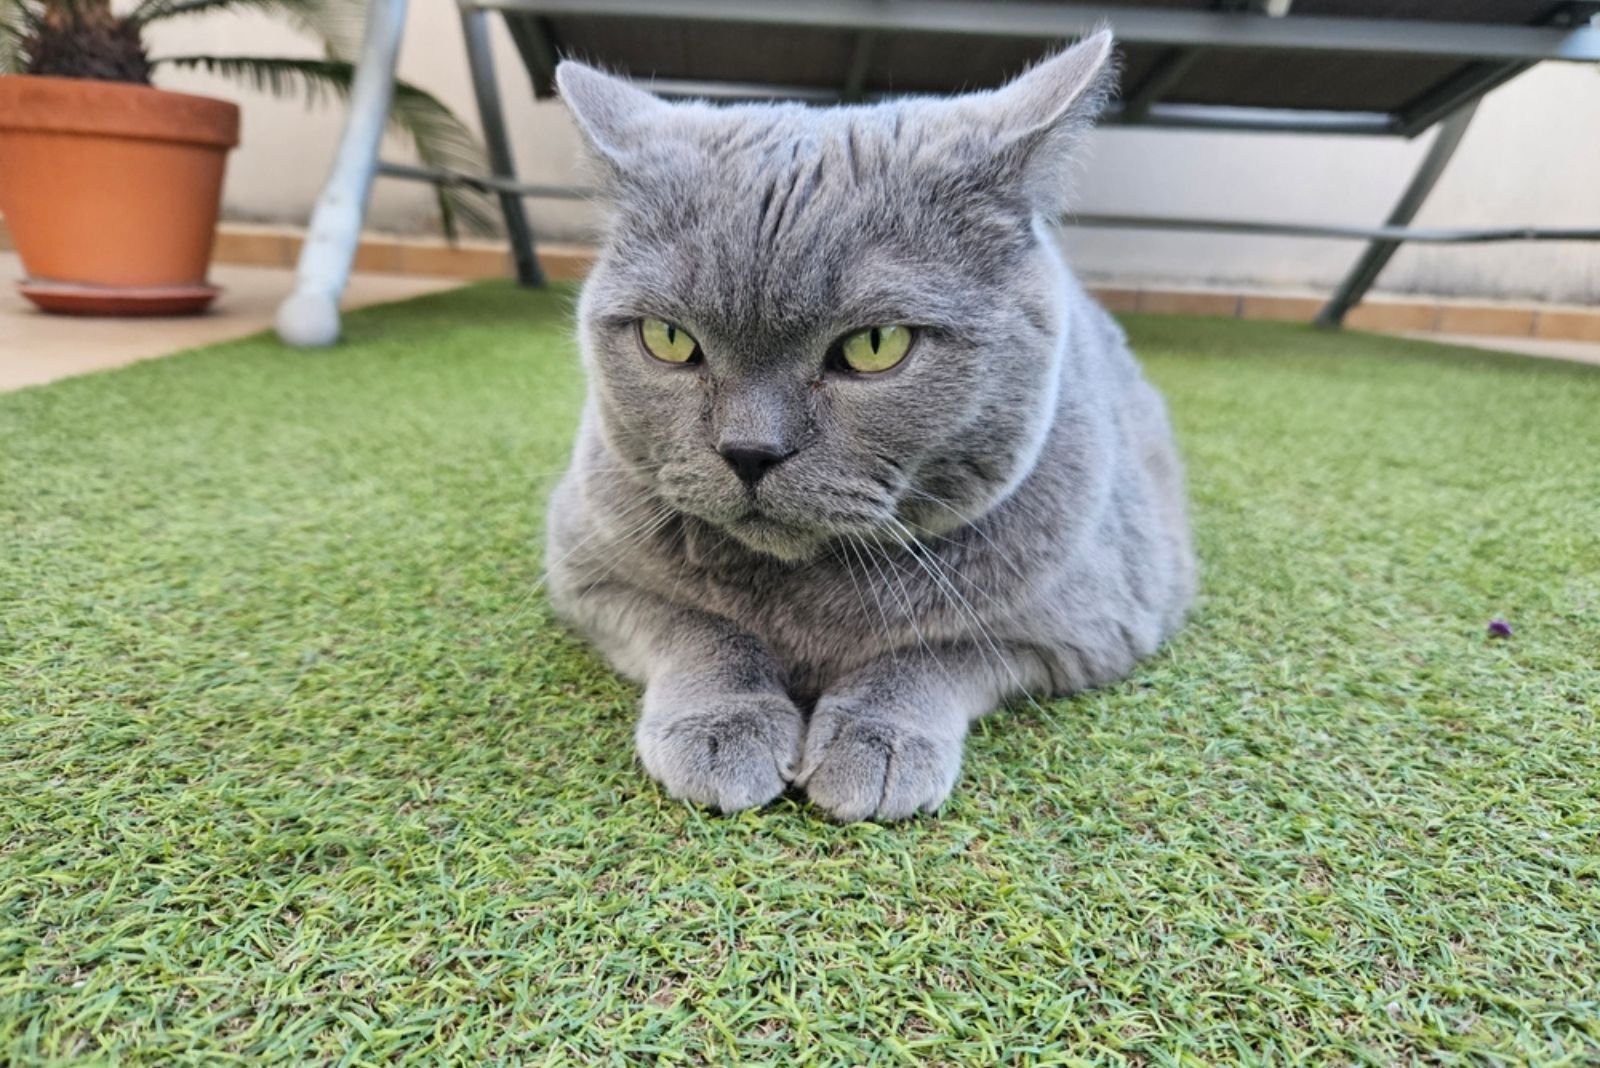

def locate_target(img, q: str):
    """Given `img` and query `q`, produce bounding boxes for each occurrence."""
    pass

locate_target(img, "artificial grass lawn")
[3,282,1598,1066]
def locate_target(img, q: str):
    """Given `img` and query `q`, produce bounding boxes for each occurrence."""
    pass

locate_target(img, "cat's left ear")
[968,29,1117,216]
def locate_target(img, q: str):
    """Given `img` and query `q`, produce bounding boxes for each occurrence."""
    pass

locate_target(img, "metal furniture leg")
[460,4,544,286]
[276,0,409,347]
[1315,102,1479,328]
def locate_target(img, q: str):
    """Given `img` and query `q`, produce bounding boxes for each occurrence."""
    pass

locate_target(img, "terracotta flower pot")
[0,74,240,315]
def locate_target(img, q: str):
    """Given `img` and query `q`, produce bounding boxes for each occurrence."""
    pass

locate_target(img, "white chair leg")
[276,0,410,347]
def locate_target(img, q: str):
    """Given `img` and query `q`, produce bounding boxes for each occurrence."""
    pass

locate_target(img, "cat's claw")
[797,700,963,822]
[635,693,803,813]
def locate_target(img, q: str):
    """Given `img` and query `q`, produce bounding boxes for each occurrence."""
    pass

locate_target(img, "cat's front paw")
[635,692,804,813]
[796,699,965,822]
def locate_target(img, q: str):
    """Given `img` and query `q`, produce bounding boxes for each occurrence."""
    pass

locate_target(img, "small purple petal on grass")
[1487,619,1513,639]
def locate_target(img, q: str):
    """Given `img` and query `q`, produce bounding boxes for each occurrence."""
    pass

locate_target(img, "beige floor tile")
[1,251,462,392]
[1401,332,1600,367]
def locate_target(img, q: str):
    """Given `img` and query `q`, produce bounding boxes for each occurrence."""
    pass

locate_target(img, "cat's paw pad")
[796,702,963,822]
[636,693,803,813]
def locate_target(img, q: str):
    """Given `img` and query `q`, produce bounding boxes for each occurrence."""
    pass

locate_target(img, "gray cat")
[545,30,1195,822]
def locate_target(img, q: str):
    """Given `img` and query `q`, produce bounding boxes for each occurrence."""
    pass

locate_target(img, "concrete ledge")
[208,223,596,282]
[1083,282,1600,344]
[1344,301,1438,334]
[1535,309,1600,342]
[4,217,1597,343]
[0,216,590,283]
[1138,289,1242,318]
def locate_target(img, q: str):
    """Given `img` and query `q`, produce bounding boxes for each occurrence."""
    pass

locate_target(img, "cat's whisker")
[842,534,894,645]
[537,494,664,589]
[493,501,679,680]
[525,462,634,478]
[888,518,1048,718]
[893,523,1022,678]
[886,521,988,647]
[487,494,671,640]
[521,460,662,487]
[852,533,961,692]
[573,505,678,595]
[900,486,1028,582]
[883,511,1005,612]
[846,534,898,650]
[909,536,1007,613]
[371,464,663,638]
[829,537,888,648]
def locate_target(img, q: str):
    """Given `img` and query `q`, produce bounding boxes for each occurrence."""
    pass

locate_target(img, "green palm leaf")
[0,0,41,76]
[131,0,364,59]
[153,54,501,240]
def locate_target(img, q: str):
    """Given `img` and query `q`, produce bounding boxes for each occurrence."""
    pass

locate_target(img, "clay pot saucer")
[16,278,221,316]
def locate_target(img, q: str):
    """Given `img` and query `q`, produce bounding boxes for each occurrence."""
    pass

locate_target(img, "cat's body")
[546,32,1195,821]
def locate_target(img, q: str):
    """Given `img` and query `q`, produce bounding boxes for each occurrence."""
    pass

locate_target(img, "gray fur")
[545,31,1196,821]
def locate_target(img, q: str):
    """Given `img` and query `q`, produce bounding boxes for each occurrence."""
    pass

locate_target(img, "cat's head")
[560,31,1115,561]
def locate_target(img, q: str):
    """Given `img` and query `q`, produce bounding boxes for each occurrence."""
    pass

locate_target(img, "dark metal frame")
[369,160,1600,246]
[469,0,1600,64]
[399,0,1600,327]
[460,4,544,285]
[1314,103,1480,328]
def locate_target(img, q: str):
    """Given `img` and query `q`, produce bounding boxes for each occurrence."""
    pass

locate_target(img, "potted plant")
[0,0,492,314]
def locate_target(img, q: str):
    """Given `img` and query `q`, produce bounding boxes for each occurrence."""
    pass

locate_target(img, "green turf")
[3,282,1598,1066]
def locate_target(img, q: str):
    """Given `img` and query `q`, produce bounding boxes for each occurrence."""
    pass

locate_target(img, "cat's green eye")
[838,325,913,374]
[638,317,701,364]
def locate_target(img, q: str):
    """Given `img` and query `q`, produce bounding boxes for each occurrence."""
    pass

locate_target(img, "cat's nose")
[718,443,790,486]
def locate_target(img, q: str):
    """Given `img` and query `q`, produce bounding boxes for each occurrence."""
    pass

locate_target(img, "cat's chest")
[659,525,978,685]
[677,538,869,658]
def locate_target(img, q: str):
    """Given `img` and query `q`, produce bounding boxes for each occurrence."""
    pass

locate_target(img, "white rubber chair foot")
[276,291,342,348]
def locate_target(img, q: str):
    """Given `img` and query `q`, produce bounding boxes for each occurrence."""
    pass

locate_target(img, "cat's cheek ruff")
[972,221,1074,508]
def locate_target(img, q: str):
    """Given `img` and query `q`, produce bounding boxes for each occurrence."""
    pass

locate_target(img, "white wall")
[1067,62,1600,304]
[145,0,591,238]
[145,7,1600,303]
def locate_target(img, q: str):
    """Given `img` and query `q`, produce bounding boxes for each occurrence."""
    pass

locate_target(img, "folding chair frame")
[276,0,1600,346]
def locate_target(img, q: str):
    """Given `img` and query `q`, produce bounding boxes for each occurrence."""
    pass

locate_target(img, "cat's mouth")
[730,509,797,537]
[724,509,822,562]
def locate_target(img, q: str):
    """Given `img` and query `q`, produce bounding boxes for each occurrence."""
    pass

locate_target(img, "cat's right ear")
[556,61,667,167]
